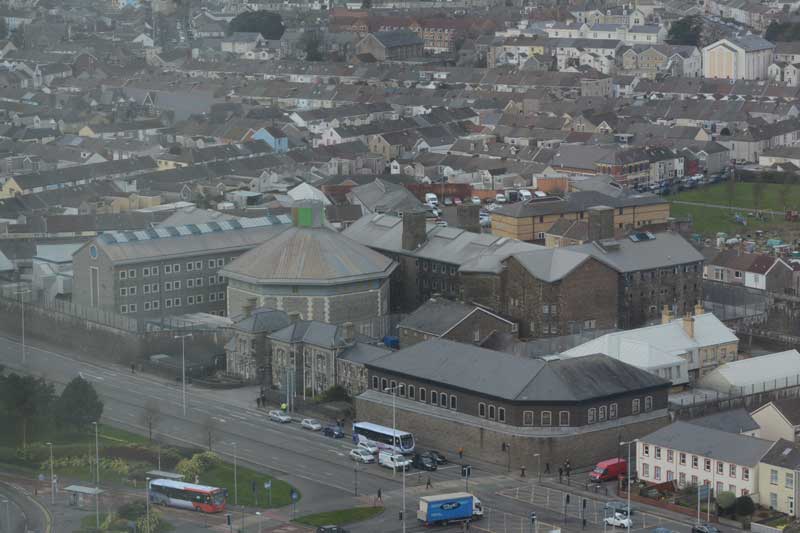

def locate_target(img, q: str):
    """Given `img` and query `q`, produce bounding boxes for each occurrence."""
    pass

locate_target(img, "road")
[0,479,51,533]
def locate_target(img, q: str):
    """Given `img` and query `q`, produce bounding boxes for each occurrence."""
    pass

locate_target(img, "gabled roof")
[570,232,704,272]
[765,397,800,426]
[399,298,511,336]
[510,248,592,282]
[760,439,800,470]
[688,408,760,434]
[372,30,423,49]
[230,307,291,334]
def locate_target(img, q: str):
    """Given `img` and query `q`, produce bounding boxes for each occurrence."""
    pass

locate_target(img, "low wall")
[619,490,719,523]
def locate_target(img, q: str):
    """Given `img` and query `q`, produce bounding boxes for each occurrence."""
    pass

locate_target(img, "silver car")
[269,410,292,423]
[349,448,375,463]
[301,418,322,431]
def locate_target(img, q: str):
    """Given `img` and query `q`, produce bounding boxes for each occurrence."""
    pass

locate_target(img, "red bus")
[148,479,226,513]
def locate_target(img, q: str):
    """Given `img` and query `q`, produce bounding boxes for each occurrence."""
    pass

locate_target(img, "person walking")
[377,488,382,503]
[545,462,551,475]
[131,363,135,374]
[558,466,563,482]
[426,476,433,489]
[458,447,464,460]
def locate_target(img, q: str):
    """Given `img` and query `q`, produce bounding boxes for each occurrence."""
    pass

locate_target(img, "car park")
[301,418,322,431]
[322,426,345,438]
[604,514,633,528]
[349,448,375,463]
[268,410,292,423]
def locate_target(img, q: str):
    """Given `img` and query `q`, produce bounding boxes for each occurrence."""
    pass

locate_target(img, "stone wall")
[355,394,670,470]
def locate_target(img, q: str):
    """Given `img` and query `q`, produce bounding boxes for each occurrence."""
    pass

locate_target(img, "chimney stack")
[287,311,302,323]
[661,304,673,325]
[694,302,705,316]
[402,210,428,251]
[342,322,355,343]
[243,297,258,318]
[587,205,614,243]
[682,314,694,338]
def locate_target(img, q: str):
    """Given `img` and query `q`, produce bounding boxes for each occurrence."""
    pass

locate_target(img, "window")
[129,286,137,296]
[588,408,596,424]
[431,390,438,405]
[143,267,150,277]
[187,262,194,271]
[479,402,486,417]
[542,304,550,314]
[372,376,379,389]
[196,295,203,304]
[165,282,172,292]
[120,304,128,313]
[654,466,661,481]
[209,276,217,285]
[209,293,216,302]
[218,292,225,300]
[645,396,653,411]
[449,395,457,410]
[609,403,618,419]
[128,269,136,278]
[152,300,160,310]
[598,405,607,421]
[643,444,650,457]
[120,287,128,297]
[498,407,506,423]
[174,281,181,290]
[692,456,698,469]
[119,270,127,280]
[524,411,534,426]
[173,264,180,273]
[704,458,711,472]
[655,447,662,460]
[541,411,552,426]
[488,405,495,420]
[632,399,640,414]
[196,278,203,287]
[667,450,674,463]
[174,298,181,307]
[419,388,426,402]
[667,470,674,481]
[152,266,158,276]
[771,469,779,485]
[717,462,724,475]
[195,261,202,270]
[187,279,194,288]
[164,265,172,274]
[143,285,150,295]
[165,299,173,309]
[742,467,750,481]
[770,493,778,510]
[398,383,405,396]
[408,385,415,400]
[152,283,159,293]
[144,302,151,311]
[730,464,736,477]
[559,411,569,426]
[680,453,686,465]
[787,473,794,489]
[679,472,686,487]
[208,259,216,269]
[187,296,194,305]
[129,304,136,313]
[381,378,387,391]
[439,393,447,408]
[642,463,649,478]
[216,258,224,267]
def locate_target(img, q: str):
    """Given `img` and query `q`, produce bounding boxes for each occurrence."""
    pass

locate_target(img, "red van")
[590,458,627,482]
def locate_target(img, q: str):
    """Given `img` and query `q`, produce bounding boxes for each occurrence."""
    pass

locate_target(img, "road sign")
[461,465,472,478]
[264,481,271,489]
[291,489,299,501]
[530,512,537,522]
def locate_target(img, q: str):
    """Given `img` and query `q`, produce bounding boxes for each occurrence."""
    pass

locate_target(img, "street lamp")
[46,442,54,505]
[230,441,238,506]
[256,511,263,533]
[2,499,9,532]
[384,385,405,533]
[14,288,30,365]
[534,453,541,482]
[620,440,635,533]
[174,333,192,417]
[145,477,150,533]
[93,421,100,529]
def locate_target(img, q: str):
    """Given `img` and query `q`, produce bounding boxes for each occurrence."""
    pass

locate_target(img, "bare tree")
[141,399,162,442]
[202,415,217,451]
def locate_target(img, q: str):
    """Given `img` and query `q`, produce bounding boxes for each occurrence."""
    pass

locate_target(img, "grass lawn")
[294,506,385,527]
[202,463,297,509]
[669,203,796,237]
[77,513,174,533]
[670,181,800,211]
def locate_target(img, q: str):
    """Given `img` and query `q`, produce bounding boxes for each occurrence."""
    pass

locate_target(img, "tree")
[717,491,736,513]
[735,495,755,517]
[55,376,103,431]
[227,11,285,40]
[667,16,702,46]
[302,33,323,61]
[0,372,54,448]
[141,400,162,442]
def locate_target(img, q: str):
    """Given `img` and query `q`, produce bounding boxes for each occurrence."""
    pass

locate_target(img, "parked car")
[349,448,375,464]
[604,514,632,528]
[443,197,454,206]
[471,196,481,205]
[605,501,634,517]
[412,453,438,471]
[590,458,627,482]
[357,441,379,455]
[692,525,721,533]
[378,450,410,471]
[435,220,448,227]
[453,197,462,205]
[495,193,507,204]
[301,418,322,431]
[317,527,349,533]
[268,410,292,423]
[322,426,344,438]
[422,450,448,465]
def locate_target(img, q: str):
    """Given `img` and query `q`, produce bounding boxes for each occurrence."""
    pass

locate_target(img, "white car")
[604,514,633,528]
[357,440,379,454]
[301,418,322,431]
[268,410,292,423]
[349,448,375,463]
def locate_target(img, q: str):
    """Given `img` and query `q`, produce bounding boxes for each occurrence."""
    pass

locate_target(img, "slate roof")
[221,226,396,286]
[230,307,291,334]
[760,439,800,469]
[399,298,509,336]
[495,190,664,218]
[511,248,592,282]
[373,30,424,49]
[348,178,422,213]
[768,397,800,426]
[569,232,704,272]
[366,338,669,402]
[640,421,774,466]
[688,408,760,434]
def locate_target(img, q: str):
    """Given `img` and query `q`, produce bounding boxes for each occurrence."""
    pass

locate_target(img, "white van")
[519,189,532,201]
[379,450,411,471]
[495,193,507,204]
[425,193,439,206]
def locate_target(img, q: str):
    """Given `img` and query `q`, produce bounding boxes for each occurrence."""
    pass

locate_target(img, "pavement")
[0,331,746,533]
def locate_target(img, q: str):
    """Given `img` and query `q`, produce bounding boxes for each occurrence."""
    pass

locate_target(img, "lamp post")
[93,421,100,529]
[145,477,150,533]
[256,511,263,533]
[15,288,30,365]
[620,440,635,533]
[46,442,54,505]
[174,333,192,417]
[232,442,238,506]
[2,499,9,532]
[384,385,405,533]
[534,453,541,482]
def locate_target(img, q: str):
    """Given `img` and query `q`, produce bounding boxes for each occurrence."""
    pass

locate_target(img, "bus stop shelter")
[145,470,184,481]
[64,486,104,509]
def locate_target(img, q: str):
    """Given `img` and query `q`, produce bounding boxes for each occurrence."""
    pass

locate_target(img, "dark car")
[692,525,721,533]
[412,453,438,471]
[423,450,448,465]
[317,527,349,533]
[322,426,344,439]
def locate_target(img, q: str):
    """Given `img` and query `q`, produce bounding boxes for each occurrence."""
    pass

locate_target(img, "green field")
[670,182,800,211]
[295,507,385,527]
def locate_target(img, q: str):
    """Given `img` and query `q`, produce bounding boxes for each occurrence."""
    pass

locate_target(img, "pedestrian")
[256,397,262,408]
[426,476,432,489]
[131,363,135,374]
[377,488,382,502]
[458,447,464,460]
[545,462,551,474]
[558,466,563,482]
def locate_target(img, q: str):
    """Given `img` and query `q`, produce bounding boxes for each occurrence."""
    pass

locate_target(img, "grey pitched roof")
[641,421,774,466]
[687,408,760,434]
[230,307,291,334]
[767,397,800,426]
[340,342,393,364]
[495,190,664,218]
[569,232,704,273]
[373,30,423,49]
[366,339,669,402]
[760,439,800,469]
[271,320,344,348]
[728,35,775,52]
[399,298,508,336]
[511,248,591,282]
[349,179,423,213]
[221,226,396,286]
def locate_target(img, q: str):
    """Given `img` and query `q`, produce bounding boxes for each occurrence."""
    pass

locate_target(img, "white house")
[637,421,774,499]
[702,36,775,80]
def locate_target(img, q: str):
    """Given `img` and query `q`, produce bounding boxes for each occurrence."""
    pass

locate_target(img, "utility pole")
[15,288,30,365]
[46,442,54,505]
[174,333,192,417]
[93,421,100,529]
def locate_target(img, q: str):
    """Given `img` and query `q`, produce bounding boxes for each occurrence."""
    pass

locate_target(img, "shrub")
[717,491,736,512]
[117,501,147,521]
[735,495,756,517]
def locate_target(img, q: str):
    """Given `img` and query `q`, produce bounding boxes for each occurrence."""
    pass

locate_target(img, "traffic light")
[226,514,232,526]
[583,498,588,508]
[530,512,537,524]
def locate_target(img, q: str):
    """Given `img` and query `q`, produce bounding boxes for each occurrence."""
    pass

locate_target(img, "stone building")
[224,303,290,383]
[355,31,424,61]
[398,297,517,347]
[357,339,671,469]
[222,203,397,336]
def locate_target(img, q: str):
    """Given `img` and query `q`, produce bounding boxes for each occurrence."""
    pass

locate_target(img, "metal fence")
[702,279,769,322]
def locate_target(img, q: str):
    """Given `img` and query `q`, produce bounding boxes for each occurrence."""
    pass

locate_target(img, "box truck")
[417,492,483,526]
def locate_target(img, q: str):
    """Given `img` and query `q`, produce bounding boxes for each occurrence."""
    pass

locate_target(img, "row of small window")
[371,377,458,410]
[642,445,749,480]
[118,259,231,280]
[587,404,618,423]
[418,260,458,275]
[120,293,226,313]
[121,277,226,297]
[642,464,750,495]
[769,469,794,489]
[420,278,457,293]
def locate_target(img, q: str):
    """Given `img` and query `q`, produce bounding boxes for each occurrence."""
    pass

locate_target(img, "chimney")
[587,205,614,242]
[682,314,694,339]
[694,302,705,316]
[661,304,673,325]
[287,311,302,323]
[291,200,325,228]
[342,321,355,343]
[444,204,480,233]
[402,210,428,251]
[243,297,258,318]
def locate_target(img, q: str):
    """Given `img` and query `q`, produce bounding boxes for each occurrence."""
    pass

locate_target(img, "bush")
[175,451,220,481]
[735,495,756,517]
[317,385,350,402]
[717,491,736,512]
[117,501,147,521]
